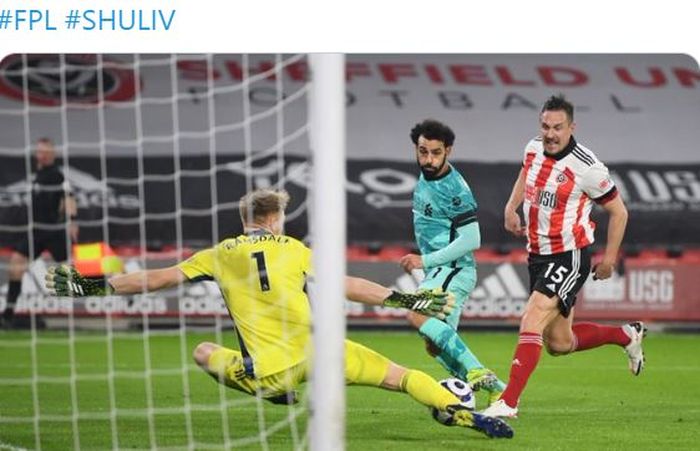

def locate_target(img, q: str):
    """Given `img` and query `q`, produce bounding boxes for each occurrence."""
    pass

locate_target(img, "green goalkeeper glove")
[45,265,114,297]
[382,289,454,320]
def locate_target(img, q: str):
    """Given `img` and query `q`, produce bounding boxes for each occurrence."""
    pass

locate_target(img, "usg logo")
[628,270,674,304]
[0,54,138,106]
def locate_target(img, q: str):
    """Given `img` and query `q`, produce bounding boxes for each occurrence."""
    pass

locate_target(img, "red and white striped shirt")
[522,136,618,255]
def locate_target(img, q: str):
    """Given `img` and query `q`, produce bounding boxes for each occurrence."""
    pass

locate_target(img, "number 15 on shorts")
[544,262,569,283]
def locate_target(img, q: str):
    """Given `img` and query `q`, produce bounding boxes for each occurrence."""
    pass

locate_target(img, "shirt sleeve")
[444,177,478,221]
[422,221,481,268]
[580,163,618,204]
[178,247,216,282]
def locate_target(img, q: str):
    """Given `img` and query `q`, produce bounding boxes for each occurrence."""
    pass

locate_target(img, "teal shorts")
[419,266,476,329]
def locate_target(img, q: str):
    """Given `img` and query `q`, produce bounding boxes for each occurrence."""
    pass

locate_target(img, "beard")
[418,158,446,180]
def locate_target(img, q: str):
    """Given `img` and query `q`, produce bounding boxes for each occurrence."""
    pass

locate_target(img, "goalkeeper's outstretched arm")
[345,276,393,305]
[47,266,452,319]
[345,276,454,320]
[46,264,186,297]
[107,267,186,294]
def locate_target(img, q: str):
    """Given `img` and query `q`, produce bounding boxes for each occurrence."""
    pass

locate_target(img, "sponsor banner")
[578,264,699,320]
[2,157,700,247]
[0,54,698,163]
[346,261,529,320]
[348,260,700,322]
[0,257,230,317]
[2,256,699,322]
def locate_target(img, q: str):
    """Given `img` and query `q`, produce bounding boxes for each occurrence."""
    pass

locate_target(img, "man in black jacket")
[2,137,78,328]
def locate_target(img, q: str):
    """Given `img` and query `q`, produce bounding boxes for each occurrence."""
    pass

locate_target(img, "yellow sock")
[399,369,458,410]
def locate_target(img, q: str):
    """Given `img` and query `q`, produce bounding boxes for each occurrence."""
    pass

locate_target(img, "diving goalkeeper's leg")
[193,342,299,405]
[344,340,513,439]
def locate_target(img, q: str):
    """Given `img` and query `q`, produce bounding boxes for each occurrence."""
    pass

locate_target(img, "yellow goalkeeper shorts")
[206,340,392,399]
[206,346,307,400]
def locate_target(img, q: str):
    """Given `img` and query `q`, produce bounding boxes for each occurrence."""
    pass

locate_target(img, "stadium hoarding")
[2,254,699,323]
[346,259,700,323]
[1,53,699,247]
[2,158,700,248]
[0,54,697,163]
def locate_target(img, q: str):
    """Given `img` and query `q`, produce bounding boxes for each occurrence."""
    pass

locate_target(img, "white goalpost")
[308,54,347,451]
[0,53,347,450]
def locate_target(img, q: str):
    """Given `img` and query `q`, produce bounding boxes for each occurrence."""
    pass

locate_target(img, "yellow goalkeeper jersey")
[178,230,313,378]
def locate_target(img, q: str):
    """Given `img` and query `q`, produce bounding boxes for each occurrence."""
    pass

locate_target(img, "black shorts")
[14,229,70,262]
[528,246,591,318]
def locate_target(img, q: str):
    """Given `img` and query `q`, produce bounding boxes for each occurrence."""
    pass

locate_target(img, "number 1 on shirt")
[251,251,271,291]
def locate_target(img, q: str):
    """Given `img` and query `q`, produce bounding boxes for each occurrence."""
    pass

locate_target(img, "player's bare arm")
[46,265,186,296]
[108,266,186,293]
[345,276,393,303]
[593,195,628,281]
[346,275,453,319]
[504,167,526,237]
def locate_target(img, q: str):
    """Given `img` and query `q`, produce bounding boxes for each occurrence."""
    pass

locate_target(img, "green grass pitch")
[1,330,699,450]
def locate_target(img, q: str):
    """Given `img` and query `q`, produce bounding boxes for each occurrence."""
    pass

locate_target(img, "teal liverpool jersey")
[412,164,478,270]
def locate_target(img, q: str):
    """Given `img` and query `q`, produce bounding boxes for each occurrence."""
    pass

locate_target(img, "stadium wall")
[1,54,699,248]
[2,250,699,328]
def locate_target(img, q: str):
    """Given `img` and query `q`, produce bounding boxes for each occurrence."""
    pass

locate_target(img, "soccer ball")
[431,377,475,425]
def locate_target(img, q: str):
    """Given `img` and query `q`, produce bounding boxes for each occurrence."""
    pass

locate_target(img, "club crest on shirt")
[451,197,462,207]
[556,173,568,184]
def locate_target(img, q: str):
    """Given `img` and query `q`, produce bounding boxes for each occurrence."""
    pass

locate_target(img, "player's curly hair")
[542,94,574,123]
[239,189,290,224]
[410,119,455,147]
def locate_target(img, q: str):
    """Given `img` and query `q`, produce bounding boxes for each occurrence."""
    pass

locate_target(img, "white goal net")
[0,53,345,450]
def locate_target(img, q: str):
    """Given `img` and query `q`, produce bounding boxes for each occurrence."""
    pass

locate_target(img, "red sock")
[572,322,630,352]
[500,332,543,408]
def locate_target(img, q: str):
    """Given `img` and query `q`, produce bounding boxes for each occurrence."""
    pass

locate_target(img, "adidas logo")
[0,259,53,312]
[392,269,425,293]
[0,258,50,299]
[389,263,528,318]
[471,263,528,301]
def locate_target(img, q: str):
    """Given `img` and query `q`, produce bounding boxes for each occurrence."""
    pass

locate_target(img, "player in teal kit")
[399,119,506,404]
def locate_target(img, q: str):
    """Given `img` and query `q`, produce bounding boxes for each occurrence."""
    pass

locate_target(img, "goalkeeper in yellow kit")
[45,189,512,439]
